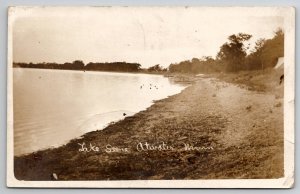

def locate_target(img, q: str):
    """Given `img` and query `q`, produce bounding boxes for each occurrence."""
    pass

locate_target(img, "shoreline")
[13,66,168,76]
[14,77,192,157]
[14,71,283,180]
[13,69,191,157]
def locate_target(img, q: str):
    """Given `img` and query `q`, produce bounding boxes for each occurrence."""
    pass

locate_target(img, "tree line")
[168,29,284,73]
[13,61,142,72]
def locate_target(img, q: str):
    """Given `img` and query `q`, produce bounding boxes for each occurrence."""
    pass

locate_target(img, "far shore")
[13,66,168,76]
[14,70,283,180]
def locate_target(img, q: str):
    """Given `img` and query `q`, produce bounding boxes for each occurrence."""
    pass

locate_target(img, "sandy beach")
[14,71,283,180]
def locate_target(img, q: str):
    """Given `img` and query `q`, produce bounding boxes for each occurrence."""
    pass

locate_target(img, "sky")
[12,7,284,68]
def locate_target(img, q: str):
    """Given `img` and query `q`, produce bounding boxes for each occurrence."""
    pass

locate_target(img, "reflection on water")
[77,110,135,132]
[13,68,186,156]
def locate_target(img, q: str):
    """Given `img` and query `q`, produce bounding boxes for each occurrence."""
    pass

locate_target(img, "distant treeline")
[169,29,284,73]
[13,61,142,72]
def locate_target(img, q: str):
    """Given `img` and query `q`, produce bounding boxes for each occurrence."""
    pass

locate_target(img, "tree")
[217,33,252,72]
[245,38,266,70]
[148,64,163,72]
[72,60,85,70]
[245,28,284,70]
[260,28,284,68]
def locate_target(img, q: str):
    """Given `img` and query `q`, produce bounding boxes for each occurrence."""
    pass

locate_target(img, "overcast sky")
[12,7,284,68]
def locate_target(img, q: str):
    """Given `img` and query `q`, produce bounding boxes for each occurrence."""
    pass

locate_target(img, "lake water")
[13,68,186,156]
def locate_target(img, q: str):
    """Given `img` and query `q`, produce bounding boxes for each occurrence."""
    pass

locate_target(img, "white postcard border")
[6,6,295,188]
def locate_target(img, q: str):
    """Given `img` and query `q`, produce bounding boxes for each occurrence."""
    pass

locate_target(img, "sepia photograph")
[7,6,295,188]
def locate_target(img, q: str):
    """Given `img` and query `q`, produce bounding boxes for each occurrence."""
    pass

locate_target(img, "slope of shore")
[14,71,283,180]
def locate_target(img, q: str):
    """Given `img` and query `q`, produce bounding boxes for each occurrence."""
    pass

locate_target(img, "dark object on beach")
[279,74,284,85]
[123,113,127,116]
[246,105,252,111]
[51,173,58,180]
[32,153,42,160]
[274,102,282,107]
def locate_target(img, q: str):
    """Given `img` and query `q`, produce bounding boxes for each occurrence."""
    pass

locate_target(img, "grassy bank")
[14,70,283,180]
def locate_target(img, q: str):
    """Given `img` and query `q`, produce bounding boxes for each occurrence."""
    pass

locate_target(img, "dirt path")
[14,76,283,180]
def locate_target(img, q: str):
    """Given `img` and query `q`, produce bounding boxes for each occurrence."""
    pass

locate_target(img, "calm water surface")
[13,68,186,156]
